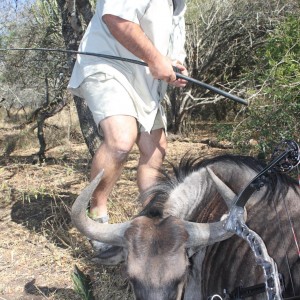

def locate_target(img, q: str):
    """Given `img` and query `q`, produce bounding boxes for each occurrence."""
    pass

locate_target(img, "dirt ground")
[0,116,231,300]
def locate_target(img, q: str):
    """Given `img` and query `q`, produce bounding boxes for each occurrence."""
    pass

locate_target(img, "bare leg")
[136,128,167,194]
[89,115,138,219]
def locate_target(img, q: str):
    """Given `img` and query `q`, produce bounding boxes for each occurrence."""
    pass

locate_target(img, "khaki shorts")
[76,73,165,133]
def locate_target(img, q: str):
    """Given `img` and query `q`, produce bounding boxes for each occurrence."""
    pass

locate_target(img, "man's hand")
[147,54,177,83]
[169,62,188,87]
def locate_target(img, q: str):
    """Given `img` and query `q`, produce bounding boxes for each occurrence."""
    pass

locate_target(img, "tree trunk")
[37,118,46,163]
[73,96,101,156]
[57,0,102,157]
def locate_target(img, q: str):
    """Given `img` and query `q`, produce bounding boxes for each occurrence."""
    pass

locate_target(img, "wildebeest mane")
[139,154,299,219]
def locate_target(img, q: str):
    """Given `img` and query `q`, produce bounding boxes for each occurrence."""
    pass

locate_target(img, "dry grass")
[0,105,228,300]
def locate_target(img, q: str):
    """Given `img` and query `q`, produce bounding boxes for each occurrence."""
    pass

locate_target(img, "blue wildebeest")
[71,154,300,299]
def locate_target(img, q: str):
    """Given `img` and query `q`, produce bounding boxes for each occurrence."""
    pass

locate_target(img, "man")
[68,0,187,252]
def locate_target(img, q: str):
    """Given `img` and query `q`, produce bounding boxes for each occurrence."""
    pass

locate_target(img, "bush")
[230,15,300,157]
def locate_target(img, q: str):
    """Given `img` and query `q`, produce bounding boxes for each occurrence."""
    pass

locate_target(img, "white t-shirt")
[68,0,186,132]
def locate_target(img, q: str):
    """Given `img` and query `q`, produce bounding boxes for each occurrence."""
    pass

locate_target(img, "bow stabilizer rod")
[0,47,248,105]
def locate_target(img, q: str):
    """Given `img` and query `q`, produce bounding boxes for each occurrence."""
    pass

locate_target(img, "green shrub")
[230,15,300,157]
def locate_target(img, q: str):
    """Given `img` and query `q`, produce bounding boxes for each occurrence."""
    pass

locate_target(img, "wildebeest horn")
[184,167,239,247]
[206,167,236,207]
[185,219,233,248]
[71,170,131,247]
[186,167,249,248]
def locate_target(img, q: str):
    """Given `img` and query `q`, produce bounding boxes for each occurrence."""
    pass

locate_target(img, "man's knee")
[104,138,134,164]
[113,147,131,163]
[99,115,138,164]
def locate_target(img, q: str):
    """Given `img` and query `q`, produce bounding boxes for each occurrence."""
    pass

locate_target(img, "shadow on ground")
[10,191,76,249]
[0,154,90,173]
[24,279,81,299]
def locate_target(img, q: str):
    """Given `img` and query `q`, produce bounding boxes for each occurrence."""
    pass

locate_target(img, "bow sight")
[271,140,300,173]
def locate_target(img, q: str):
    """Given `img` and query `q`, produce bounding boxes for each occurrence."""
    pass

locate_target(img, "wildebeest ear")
[91,246,125,265]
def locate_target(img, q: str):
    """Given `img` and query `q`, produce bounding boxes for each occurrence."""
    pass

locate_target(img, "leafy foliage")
[231,15,300,157]
[1,0,68,110]
[0,0,72,161]
[72,265,95,300]
[167,0,298,133]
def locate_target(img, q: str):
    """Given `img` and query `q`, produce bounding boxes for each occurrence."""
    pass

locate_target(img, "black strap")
[229,283,266,299]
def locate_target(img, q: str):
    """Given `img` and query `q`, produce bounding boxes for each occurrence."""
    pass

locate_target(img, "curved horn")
[71,170,131,247]
[184,167,240,247]
[206,167,236,208]
[185,167,250,247]
[185,219,233,248]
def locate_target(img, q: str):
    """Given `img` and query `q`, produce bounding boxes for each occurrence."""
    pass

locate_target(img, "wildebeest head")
[71,170,234,300]
[125,216,189,299]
